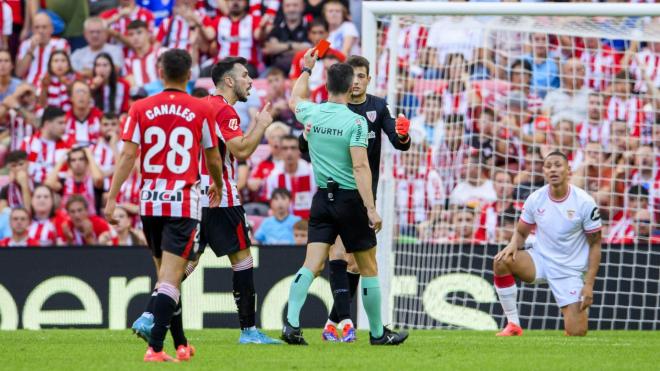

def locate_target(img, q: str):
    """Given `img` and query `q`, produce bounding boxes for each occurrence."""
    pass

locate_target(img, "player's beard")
[234,84,248,103]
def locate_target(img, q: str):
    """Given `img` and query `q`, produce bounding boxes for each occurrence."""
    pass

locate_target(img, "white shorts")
[528,248,584,308]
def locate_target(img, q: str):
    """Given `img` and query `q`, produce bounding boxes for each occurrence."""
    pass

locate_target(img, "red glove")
[395,114,410,137]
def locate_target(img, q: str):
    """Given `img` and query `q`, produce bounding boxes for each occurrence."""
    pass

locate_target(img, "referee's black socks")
[232,256,256,329]
[328,260,351,323]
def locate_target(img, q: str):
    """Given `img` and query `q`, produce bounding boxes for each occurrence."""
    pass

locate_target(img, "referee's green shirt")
[295,101,368,190]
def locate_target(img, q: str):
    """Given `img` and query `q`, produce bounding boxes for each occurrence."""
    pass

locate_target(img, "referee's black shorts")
[141,216,201,261]
[308,189,377,253]
[199,206,251,257]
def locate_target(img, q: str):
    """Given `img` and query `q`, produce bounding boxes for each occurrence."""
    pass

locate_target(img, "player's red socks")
[494,274,520,326]
[494,274,515,288]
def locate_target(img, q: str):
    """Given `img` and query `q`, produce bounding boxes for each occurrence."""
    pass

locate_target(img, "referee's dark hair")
[326,63,354,95]
[41,105,66,127]
[544,150,569,164]
[211,57,248,87]
[160,49,192,84]
[347,55,370,76]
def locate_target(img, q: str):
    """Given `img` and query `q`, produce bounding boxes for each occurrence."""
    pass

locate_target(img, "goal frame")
[360,1,660,329]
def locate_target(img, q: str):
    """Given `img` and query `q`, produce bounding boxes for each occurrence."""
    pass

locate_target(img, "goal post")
[362,2,660,331]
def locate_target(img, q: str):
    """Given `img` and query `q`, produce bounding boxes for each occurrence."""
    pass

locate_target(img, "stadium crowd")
[0,0,657,247]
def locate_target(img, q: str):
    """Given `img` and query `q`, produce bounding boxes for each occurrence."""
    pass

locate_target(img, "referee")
[280,48,409,346]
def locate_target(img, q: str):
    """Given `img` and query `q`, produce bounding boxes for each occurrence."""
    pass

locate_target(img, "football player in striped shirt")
[493,151,602,337]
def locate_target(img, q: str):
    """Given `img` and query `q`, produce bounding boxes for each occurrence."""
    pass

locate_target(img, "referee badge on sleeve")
[590,207,601,221]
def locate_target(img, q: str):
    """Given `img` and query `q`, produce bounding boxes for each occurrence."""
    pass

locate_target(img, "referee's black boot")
[281,320,308,345]
[369,327,409,346]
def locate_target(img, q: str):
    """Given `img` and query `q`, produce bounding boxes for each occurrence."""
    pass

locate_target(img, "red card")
[315,39,330,58]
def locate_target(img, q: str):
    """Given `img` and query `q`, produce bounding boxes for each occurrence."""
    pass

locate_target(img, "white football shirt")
[520,185,601,278]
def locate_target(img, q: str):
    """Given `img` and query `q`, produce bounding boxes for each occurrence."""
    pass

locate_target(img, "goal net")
[367,2,660,330]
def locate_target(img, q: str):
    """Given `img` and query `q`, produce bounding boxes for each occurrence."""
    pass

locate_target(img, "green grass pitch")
[1,329,658,370]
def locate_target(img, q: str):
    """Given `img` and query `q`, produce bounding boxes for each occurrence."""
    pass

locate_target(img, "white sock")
[325,319,337,327]
[495,284,520,326]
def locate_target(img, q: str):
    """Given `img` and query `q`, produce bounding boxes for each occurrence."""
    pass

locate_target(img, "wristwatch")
[301,67,312,75]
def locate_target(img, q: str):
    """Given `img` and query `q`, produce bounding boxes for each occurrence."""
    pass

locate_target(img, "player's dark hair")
[161,49,192,84]
[309,18,329,32]
[346,55,370,76]
[5,150,27,164]
[67,147,87,164]
[127,20,148,31]
[326,63,354,95]
[41,105,66,126]
[191,87,210,98]
[66,194,89,211]
[544,150,569,164]
[271,188,292,201]
[211,57,248,87]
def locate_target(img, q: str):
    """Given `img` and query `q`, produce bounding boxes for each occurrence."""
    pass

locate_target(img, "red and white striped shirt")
[580,45,617,92]
[66,107,103,146]
[122,89,217,220]
[0,2,12,36]
[20,132,74,184]
[475,201,523,243]
[99,78,130,114]
[576,120,611,150]
[156,10,213,51]
[196,0,225,18]
[441,89,469,117]
[265,159,316,219]
[61,176,98,215]
[630,49,660,93]
[0,236,40,247]
[606,95,644,137]
[28,218,57,246]
[606,213,635,243]
[7,108,35,150]
[398,24,428,66]
[214,14,262,66]
[200,95,242,208]
[0,180,34,208]
[100,6,155,38]
[39,76,73,112]
[58,215,111,246]
[393,158,444,227]
[249,0,280,18]
[17,38,70,86]
[93,139,117,175]
[123,46,161,87]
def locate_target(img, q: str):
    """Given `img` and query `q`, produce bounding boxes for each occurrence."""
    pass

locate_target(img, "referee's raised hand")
[367,207,382,233]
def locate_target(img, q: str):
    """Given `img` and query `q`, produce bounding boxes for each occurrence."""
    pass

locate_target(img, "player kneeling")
[493,151,602,337]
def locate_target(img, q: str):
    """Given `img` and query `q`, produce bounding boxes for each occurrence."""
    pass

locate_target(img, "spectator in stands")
[394,129,445,237]
[254,188,301,245]
[427,15,482,68]
[29,184,59,246]
[417,46,442,80]
[499,89,549,148]
[476,169,520,243]
[580,36,617,92]
[21,106,73,184]
[0,208,40,247]
[444,206,483,244]
[623,209,660,244]
[626,37,660,93]
[59,195,111,245]
[397,68,420,119]
[66,80,103,147]
[290,18,345,91]
[440,53,480,124]
[196,0,230,18]
[410,91,444,148]
[213,0,268,77]
[571,142,613,194]
[436,114,472,194]
[323,0,359,57]
[71,17,123,78]
[0,83,38,151]
[630,145,656,190]
[494,209,517,245]
[608,185,649,244]
[508,58,543,114]
[265,67,298,131]
[551,118,583,171]
[606,70,643,135]
[247,121,289,203]
[543,58,590,124]
[100,0,155,47]
[0,50,22,101]
[157,0,215,51]
[525,33,559,99]
[16,12,70,86]
[265,134,315,219]
[293,219,308,245]
[262,0,311,74]
[45,147,104,215]
[449,153,497,207]
[93,112,121,187]
[99,206,146,245]
[124,20,160,88]
[0,151,33,209]
[609,120,636,163]
[37,50,75,113]
[513,147,545,201]
[0,1,11,51]
[577,92,610,150]
[90,53,130,114]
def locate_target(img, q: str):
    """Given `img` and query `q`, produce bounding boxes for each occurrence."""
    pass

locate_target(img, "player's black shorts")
[199,206,251,257]
[308,189,377,253]
[141,216,201,261]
